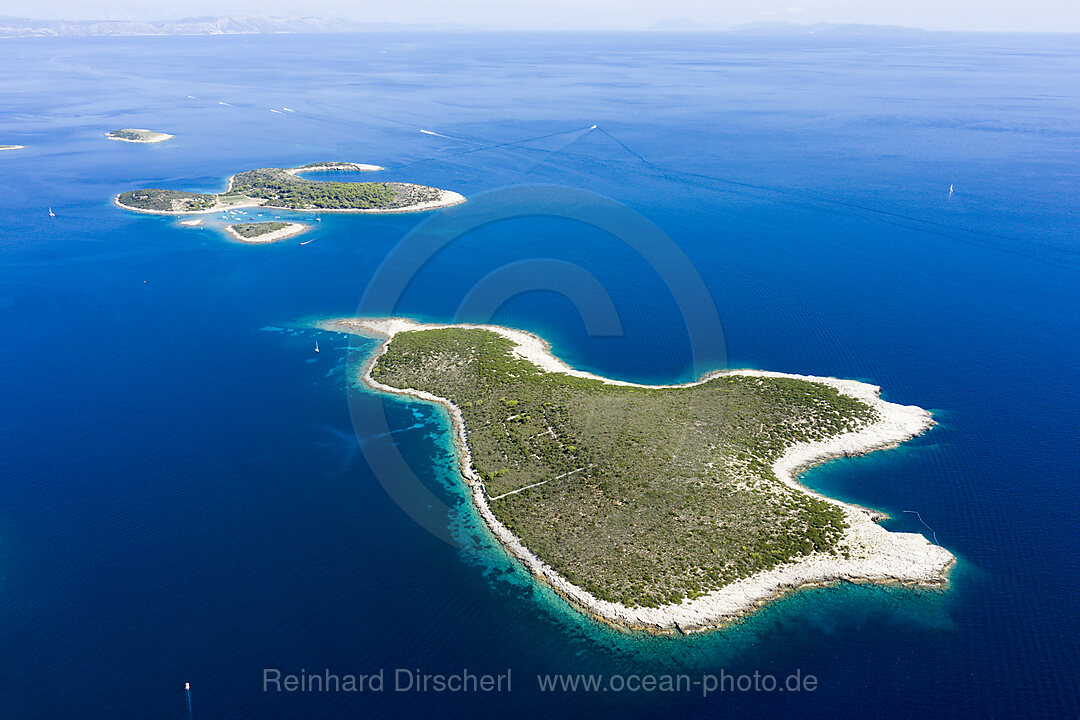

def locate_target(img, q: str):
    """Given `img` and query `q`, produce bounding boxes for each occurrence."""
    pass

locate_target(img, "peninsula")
[115,162,463,215]
[106,128,174,143]
[322,317,955,634]
[225,221,308,243]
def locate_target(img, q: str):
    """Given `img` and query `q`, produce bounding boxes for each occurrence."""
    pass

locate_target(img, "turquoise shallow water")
[0,31,1078,718]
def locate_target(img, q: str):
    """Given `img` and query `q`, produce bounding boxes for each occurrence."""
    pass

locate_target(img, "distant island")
[0,15,479,38]
[0,145,25,151]
[115,162,464,215]
[225,221,308,243]
[107,128,174,144]
[287,161,384,173]
[0,15,937,38]
[321,318,955,634]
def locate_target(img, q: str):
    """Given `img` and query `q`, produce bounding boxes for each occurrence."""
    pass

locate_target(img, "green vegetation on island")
[295,161,372,170]
[119,189,220,212]
[116,163,452,213]
[230,167,415,209]
[106,128,173,143]
[108,129,149,141]
[369,328,879,609]
[227,221,291,239]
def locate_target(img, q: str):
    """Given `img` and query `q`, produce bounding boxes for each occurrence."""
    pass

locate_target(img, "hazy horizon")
[3,0,1079,33]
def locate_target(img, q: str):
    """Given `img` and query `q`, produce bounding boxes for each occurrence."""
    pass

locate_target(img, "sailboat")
[48,207,55,217]
[949,184,954,195]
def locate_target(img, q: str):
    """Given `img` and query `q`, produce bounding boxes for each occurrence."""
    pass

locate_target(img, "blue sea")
[1,31,1078,718]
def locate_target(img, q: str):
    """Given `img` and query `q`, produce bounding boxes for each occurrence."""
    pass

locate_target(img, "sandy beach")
[224,222,308,244]
[322,316,956,635]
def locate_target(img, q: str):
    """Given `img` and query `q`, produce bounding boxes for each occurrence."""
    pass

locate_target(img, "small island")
[286,161,384,174]
[321,318,955,634]
[225,221,308,244]
[115,162,464,215]
[0,144,25,151]
[106,128,174,143]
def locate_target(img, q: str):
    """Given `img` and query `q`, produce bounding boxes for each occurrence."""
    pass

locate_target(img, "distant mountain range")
[0,16,475,38]
[0,16,973,38]
[650,19,933,35]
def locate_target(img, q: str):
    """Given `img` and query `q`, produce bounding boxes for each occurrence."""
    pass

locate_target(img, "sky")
[5,0,1080,32]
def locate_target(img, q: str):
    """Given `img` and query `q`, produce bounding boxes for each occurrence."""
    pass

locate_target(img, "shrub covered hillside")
[229,168,438,210]
[372,328,879,608]
[228,221,289,238]
[117,163,447,212]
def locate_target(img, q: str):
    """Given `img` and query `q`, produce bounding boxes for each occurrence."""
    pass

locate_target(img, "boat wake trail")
[420,129,462,140]
[594,126,655,168]
[592,125,1079,270]
[388,123,599,171]
[521,124,600,175]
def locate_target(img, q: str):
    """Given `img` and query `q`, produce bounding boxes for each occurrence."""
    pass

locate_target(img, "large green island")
[115,162,464,215]
[322,318,955,634]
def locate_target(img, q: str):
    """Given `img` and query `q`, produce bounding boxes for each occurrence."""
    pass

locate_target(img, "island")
[321,317,956,634]
[286,161,384,174]
[106,128,174,143]
[225,221,308,243]
[0,144,25,151]
[114,162,464,215]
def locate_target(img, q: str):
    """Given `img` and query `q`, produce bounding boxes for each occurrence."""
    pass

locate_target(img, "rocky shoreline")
[114,166,464,215]
[323,317,955,635]
[224,222,308,244]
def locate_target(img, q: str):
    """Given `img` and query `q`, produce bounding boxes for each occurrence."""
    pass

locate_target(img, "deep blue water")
[1,32,1078,718]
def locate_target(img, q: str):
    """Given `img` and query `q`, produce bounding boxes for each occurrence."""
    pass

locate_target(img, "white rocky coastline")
[224,222,308,244]
[114,167,465,216]
[106,128,174,143]
[287,188,466,214]
[284,162,383,174]
[323,317,955,635]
